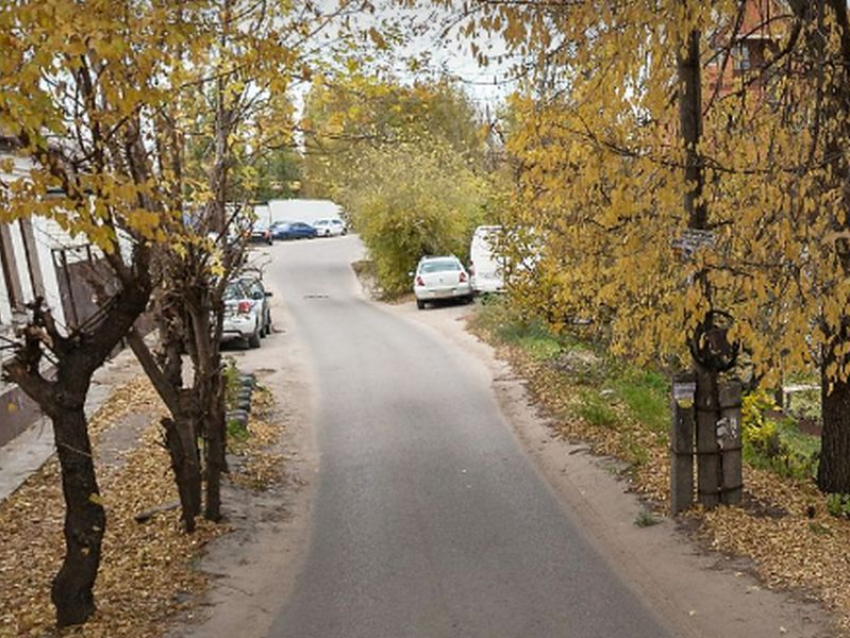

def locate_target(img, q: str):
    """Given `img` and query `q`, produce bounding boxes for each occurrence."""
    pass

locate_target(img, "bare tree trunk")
[3,246,151,626]
[162,414,202,530]
[785,0,850,493]
[128,319,203,532]
[819,323,850,492]
[187,300,227,522]
[203,372,226,522]
[50,402,104,627]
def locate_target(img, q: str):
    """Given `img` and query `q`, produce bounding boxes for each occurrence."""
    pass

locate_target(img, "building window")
[732,43,751,71]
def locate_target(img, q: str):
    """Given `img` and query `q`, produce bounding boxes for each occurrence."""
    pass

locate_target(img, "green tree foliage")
[303,73,490,294]
[343,139,486,295]
[251,148,303,201]
[302,75,487,199]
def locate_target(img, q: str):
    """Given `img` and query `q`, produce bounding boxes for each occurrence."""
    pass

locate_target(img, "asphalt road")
[264,235,671,638]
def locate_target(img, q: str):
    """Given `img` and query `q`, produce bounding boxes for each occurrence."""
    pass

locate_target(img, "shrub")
[742,389,819,480]
[342,140,486,297]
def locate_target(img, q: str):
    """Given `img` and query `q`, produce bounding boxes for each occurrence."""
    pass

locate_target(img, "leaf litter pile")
[470,317,850,633]
[0,375,285,638]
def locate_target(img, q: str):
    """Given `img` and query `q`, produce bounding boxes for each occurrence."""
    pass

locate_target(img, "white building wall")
[0,154,29,328]
[31,217,68,329]
[1,152,74,331]
[268,198,342,224]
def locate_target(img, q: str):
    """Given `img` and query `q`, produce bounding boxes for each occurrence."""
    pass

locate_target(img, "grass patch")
[472,297,669,435]
[612,370,669,434]
[634,509,661,527]
[472,298,563,360]
[516,333,562,360]
[575,390,618,428]
[622,431,651,467]
[227,418,250,442]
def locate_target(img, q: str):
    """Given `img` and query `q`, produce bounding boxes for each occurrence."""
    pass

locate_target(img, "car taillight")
[238,301,252,314]
[416,276,425,286]
[459,271,467,283]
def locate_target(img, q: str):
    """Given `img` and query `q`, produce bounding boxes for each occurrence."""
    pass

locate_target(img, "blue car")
[270,221,317,240]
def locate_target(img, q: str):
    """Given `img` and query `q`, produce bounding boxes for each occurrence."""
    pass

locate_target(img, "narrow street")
[262,235,671,638]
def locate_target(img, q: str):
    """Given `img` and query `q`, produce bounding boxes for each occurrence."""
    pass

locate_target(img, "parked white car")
[221,281,262,348]
[237,273,273,338]
[313,218,346,237]
[413,255,473,310]
[469,225,505,294]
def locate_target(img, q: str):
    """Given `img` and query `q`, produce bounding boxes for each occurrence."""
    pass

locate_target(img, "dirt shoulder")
[398,299,841,638]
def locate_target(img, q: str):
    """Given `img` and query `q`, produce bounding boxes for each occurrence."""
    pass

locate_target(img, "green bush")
[741,389,819,480]
[223,358,241,411]
[227,417,249,442]
[343,140,486,297]
[826,493,850,519]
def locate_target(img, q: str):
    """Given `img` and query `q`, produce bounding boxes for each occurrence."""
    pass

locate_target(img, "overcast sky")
[303,1,517,110]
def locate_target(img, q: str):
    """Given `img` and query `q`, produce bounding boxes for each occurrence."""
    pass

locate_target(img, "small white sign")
[715,416,739,448]
[672,229,715,259]
[673,381,697,403]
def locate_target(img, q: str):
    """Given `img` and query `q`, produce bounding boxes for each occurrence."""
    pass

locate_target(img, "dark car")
[270,221,317,240]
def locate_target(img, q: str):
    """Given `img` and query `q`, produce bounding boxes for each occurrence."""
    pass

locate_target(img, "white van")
[469,225,505,294]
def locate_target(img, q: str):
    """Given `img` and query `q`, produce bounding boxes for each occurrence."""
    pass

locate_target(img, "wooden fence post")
[695,364,721,508]
[670,373,696,515]
[718,380,743,505]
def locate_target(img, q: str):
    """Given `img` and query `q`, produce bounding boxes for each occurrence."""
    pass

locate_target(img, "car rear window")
[223,284,244,300]
[420,259,461,273]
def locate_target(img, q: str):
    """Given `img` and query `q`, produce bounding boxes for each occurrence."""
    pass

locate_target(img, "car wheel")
[416,299,426,310]
[248,323,261,349]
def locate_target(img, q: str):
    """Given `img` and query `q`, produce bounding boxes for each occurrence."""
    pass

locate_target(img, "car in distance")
[412,255,473,310]
[221,281,262,348]
[237,272,273,337]
[469,225,505,295]
[249,220,273,245]
[270,221,317,240]
[269,221,287,239]
[313,218,347,237]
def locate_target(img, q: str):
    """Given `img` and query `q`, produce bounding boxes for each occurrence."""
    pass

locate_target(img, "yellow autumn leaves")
[455,0,850,385]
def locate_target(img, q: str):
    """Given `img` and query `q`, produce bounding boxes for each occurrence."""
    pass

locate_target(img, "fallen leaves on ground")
[471,322,850,633]
[0,375,286,638]
[229,387,285,491]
